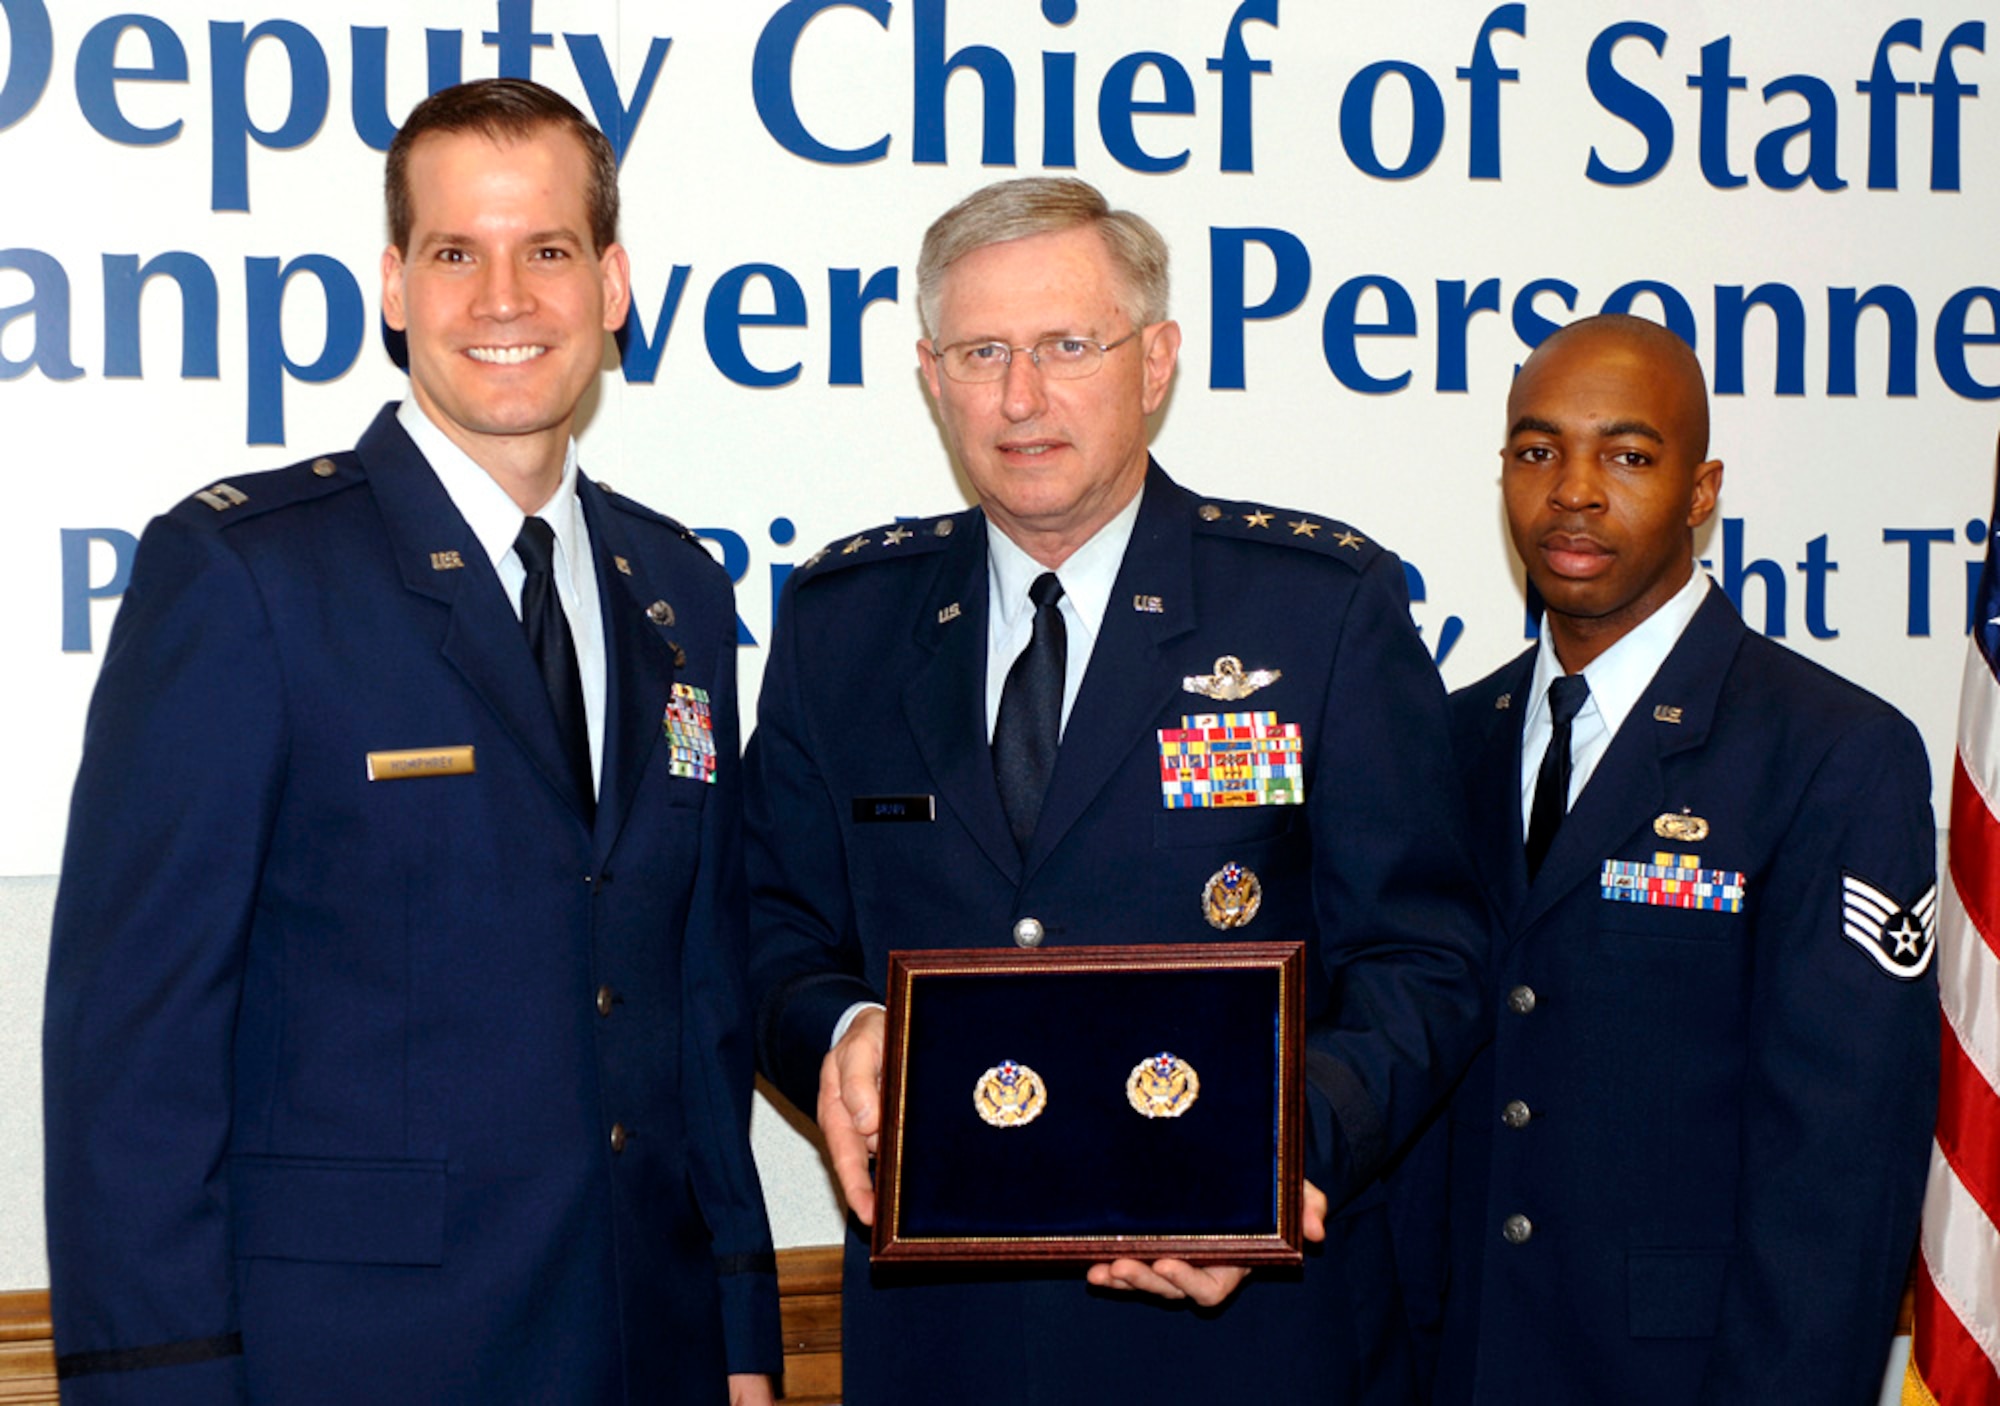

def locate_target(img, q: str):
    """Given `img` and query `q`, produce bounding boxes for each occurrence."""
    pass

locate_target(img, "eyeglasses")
[930,329,1140,384]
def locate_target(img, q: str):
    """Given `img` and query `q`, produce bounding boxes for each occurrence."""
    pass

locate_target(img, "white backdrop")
[2,5,1995,1354]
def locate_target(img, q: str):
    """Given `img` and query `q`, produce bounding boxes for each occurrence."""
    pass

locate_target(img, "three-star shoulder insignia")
[1191,498,1380,572]
[792,510,969,585]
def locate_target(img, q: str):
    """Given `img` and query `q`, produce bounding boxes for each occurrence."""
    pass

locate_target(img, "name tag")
[852,795,935,823]
[366,746,476,781]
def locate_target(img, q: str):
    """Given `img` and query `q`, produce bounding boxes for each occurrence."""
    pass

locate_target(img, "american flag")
[1905,445,2000,1406]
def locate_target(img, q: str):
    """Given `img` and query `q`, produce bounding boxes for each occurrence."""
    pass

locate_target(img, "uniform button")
[1507,984,1538,1015]
[1012,918,1045,948]
[1502,1213,1533,1245]
[1501,1099,1533,1129]
[311,457,337,478]
[609,1123,628,1154]
[596,986,616,1017]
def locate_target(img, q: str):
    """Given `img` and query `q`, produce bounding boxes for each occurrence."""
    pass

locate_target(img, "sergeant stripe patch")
[1840,871,1937,979]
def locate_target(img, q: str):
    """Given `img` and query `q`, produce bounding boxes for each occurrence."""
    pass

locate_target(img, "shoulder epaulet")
[1189,496,1382,572]
[594,480,704,547]
[791,509,972,584]
[169,452,360,528]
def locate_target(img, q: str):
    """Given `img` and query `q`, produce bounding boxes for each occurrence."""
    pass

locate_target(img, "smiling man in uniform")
[1428,313,1937,1403]
[44,79,777,1405]
[744,175,1490,1403]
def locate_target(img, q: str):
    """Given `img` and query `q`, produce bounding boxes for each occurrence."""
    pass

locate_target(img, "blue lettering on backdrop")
[59,529,137,653]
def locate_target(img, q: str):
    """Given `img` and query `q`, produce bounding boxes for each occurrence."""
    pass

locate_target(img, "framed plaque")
[871,941,1305,1266]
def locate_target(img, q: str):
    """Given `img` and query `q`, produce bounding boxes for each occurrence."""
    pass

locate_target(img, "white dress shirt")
[398,398,606,792]
[983,488,1143,740]
[1519,569,1711,832]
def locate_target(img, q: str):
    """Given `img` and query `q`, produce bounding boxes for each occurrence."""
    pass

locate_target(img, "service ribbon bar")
[1600,851,1746,913]
[1157,711,1305,809]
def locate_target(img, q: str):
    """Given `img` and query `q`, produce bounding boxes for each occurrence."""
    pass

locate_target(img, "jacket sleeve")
[677,592,783,1376]
[1302,551,1494,1204]
[741,577,881,1117]
[1697,710,1938,1403]
[42,512,283,1404]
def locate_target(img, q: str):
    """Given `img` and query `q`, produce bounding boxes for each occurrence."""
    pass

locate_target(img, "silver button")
[311,457,337,478]
[1501,1099,1532,1129]
[1502,1213,1533,1245]
[1507,984,1537,1015]
[1012,917,1044,948]
[647,600,675,626]
[609,1123,628,1154]
[596,986,616,1017]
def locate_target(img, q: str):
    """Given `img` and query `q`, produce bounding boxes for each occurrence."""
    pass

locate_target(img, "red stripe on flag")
[1949,755,2000,968]
[1913,1269,2000,1406]
[1939,1022,2000,1235]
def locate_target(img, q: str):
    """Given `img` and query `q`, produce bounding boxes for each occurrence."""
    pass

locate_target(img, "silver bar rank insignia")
[1158,712,1304,808]
[662,683,718,784]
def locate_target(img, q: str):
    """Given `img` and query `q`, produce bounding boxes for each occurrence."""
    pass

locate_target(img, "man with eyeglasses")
[743,176,1489,1403]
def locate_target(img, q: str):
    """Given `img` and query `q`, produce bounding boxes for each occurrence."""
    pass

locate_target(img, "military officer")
[43,80,778,1404]
[1426,314,1937,1403]
[744,176,1490,1403]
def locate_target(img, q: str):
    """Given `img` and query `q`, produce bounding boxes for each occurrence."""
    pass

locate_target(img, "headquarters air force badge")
[662,683,718,784]
[1841,872,1937,979]
[1183,655,1281,701]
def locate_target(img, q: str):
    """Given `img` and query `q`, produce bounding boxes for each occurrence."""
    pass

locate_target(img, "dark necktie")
[1524,673,1590,879]
[992,572,1066,855]
[515,516,594,822]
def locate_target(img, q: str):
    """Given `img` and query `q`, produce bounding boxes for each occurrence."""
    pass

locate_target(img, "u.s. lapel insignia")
[1133,594,1164,614]
[1654,810,1710,842]
[429,550,465,571]
[1496,693,1512,710]
[1183,655,1281,701]
[1601,852,1746,913]
[1841,872,1937,979]
[938,601,962,624]
[663,683,718,784]
[1160,712,1304,808]
[1653,704,1685,724]
[1202,862,1263,930]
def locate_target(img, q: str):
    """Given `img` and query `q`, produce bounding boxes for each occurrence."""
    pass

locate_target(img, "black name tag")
[852,795,936,824]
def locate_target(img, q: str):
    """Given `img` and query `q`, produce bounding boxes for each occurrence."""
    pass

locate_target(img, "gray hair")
[915,177,1170,339]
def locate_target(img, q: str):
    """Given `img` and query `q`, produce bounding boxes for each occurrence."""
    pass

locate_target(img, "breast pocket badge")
[663,683,718,784]
[1158,711,1304,810]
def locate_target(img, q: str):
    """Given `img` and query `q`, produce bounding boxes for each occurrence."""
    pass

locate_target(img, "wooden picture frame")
[871,942,1305,1266]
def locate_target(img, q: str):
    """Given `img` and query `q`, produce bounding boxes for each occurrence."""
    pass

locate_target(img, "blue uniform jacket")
[44,406,779,1405]
[745,465,1490,1404]
[1425,587,1938,1404]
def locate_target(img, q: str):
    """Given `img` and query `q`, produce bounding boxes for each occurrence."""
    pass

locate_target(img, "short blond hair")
[916,177,1169,338]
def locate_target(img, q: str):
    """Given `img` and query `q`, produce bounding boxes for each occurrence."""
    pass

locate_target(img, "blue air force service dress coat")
[745,465,1491,1405]
[1428,588,1938,1405]
[43,406,779,1405]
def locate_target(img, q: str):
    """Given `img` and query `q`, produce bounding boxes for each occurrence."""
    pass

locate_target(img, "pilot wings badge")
[1183,655,1281,701]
